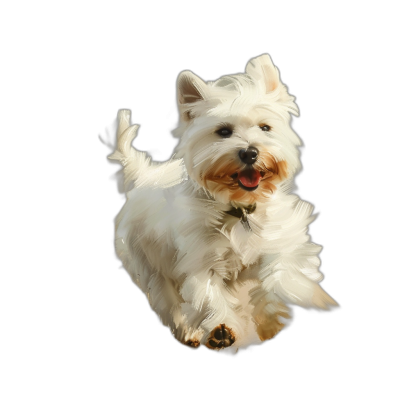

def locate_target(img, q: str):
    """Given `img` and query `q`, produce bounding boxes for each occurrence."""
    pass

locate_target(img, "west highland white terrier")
[109,54,337,350]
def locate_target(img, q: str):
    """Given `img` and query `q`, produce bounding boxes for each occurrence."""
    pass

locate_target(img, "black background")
[65,34,368,388]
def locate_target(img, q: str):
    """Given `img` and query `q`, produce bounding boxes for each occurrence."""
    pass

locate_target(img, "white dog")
[109,54,337,350]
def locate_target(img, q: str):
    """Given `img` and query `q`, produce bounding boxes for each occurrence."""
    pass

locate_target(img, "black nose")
[239,147,258,164]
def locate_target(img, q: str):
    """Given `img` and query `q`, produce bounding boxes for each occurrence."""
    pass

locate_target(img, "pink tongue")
[238,170,262,187]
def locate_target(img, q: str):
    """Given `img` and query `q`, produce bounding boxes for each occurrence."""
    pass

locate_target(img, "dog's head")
[174,54,301,205]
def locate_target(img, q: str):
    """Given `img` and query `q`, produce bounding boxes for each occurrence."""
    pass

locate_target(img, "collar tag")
[240,208,252,232]
[225,203,256,221]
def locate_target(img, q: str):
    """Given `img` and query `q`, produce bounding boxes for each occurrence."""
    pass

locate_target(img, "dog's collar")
[225,203,256,219]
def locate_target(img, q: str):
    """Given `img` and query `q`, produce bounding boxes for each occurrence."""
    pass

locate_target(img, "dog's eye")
[216,127,233,138]
[259,124,271,132]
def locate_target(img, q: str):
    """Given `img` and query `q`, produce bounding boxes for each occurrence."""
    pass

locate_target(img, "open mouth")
[231,169,263,192]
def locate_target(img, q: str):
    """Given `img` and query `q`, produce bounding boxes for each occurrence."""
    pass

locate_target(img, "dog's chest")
[171,210,262,279]
[168,190,267,272]
[219,215,264,268]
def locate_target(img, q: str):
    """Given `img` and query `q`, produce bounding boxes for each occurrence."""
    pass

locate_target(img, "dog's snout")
[239,147,258,165]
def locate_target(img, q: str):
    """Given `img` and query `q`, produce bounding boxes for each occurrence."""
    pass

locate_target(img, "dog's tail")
[108,109,185,191]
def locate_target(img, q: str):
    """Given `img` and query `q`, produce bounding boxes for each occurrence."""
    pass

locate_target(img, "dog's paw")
[205,324,236,350]
[254,308,289,341]
[183,339,200,348]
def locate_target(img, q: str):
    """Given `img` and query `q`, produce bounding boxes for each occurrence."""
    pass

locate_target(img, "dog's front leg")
[249,283,291,341]
[179,271,242,350]
[252,243,338,341]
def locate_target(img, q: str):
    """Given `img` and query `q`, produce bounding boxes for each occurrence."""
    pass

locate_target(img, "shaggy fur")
[109,54,337,349]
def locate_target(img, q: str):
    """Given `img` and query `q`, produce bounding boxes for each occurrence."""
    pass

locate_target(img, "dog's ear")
[245,54,281,93]
[177,71,208,121]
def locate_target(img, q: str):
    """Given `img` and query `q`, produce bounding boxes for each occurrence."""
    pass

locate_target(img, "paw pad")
[206,324,235,350]
[184,339,200,348]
